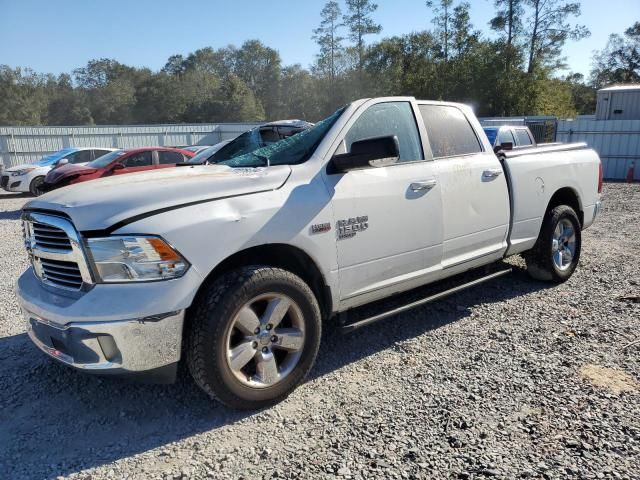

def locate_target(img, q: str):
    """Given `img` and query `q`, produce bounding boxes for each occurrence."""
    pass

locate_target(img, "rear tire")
[525,205,581,283]
[186,266,321,410]
[29,176,45,196]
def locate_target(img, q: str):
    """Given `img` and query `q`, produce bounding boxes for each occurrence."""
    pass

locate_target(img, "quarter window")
[345,102,424,163]
[419,105,482,158]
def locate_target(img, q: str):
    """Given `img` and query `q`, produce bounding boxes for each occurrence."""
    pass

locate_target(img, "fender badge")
[311,222,331,234]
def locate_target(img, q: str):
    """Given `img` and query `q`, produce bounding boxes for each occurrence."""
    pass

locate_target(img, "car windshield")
[212,108,345,168]
[188,141,232,164]
[87,150,126,168]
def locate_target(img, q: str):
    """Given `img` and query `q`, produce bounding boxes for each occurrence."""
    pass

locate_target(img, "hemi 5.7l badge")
[337,216,368,239]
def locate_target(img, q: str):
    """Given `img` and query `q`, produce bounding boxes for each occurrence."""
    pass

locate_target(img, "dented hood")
[24,165,291,231]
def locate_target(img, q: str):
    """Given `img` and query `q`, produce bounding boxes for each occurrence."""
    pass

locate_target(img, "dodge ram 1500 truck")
[17,97,603,409]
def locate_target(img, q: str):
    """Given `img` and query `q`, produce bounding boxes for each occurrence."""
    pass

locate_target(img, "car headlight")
[86,236,189,282]
[12,168,36,176]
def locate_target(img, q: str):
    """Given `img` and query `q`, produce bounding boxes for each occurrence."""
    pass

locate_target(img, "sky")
[1,0,638,79]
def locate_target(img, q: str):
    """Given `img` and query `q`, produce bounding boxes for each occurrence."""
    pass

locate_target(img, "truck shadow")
[0,265,552,479]
[0,209,22,220]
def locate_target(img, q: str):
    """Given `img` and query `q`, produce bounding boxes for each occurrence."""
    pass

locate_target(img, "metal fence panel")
[556,118,640,180]
[0,123,260,169]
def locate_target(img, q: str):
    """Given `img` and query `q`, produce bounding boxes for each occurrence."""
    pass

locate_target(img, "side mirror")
[331,135,399,173]
[111,163,125,171]
[56,158,69,168]
[494,142,513,154]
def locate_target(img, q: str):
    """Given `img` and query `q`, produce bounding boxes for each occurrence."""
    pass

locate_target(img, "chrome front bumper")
[25,309,184,379]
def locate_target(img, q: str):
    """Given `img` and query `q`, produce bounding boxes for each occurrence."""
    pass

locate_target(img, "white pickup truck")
[17,97,602,409]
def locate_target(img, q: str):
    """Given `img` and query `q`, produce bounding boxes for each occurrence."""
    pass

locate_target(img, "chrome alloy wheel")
[552,218,576,271]
[225,293,305,389]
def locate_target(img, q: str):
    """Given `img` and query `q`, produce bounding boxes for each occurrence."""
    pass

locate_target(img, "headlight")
[12,168,36,176]
[86,236,189,282]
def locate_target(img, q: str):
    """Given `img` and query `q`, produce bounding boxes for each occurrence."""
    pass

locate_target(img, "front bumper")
[17,266,203,381]
[1,174,28,193]
[25,310,184,382]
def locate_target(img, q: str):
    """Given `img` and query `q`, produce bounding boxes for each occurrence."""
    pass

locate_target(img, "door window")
[498,129,516,146]
[344,102,423,162]
[419,105,482,158]
[93,149,112,160]
[158,151,185,164]
[67,150,93,164]
[122,151,152,167]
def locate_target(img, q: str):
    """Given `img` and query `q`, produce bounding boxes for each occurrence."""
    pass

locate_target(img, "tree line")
[1,0,638,126]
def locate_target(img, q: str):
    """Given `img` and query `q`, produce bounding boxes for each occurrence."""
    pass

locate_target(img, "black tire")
[186,266,321,409]
[525,205,582,283]
[29,176,45,196]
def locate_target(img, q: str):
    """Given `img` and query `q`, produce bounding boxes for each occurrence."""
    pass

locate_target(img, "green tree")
[591,22,640,87]
[234,40,281,118]
[343,0,381,72]
[313,1,345,85]
[524,0,590,74]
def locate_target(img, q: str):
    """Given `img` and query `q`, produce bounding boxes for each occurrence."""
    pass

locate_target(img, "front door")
[111,150,154,177]
[324,100,443,305]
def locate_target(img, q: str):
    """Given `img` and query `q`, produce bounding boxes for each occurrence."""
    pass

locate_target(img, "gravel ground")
[1,184,639,480]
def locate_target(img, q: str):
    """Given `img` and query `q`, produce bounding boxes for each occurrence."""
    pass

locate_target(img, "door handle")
[482,168,503,179]
[410,179,437,191]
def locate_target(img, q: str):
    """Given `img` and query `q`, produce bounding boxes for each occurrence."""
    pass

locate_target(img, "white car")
[17,97,602,409]
[1,147,116,195]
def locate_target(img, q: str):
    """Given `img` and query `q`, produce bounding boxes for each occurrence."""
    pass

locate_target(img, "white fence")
[556,119,640,181]
[0,123,260,169]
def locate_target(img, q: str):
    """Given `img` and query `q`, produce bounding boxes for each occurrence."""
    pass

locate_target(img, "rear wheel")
[525,205,581,282]
[186,266,321,409]
[29,176,45,196]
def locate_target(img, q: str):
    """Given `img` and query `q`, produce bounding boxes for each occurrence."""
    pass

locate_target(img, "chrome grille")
[22,212,93,291]
[32,223,72,251]
[39,258,83,289]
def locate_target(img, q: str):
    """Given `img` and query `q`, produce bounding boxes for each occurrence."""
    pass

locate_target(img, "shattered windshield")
[212,108,345,168]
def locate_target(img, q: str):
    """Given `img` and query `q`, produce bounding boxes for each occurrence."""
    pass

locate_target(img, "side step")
[339,268,512,334]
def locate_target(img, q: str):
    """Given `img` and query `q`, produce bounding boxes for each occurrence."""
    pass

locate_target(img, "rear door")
[324,99,443,303]
[418,103,510,268]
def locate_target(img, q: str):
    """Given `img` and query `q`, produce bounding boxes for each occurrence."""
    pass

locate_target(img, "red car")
[42,147,195,191]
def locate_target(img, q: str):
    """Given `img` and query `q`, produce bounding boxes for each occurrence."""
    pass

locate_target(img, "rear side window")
[158,151,184,164]
[123,151,152,167]
[498,129,516,146]
[345,102,424,162]
[515,129,533,146]
[419,105,482,158]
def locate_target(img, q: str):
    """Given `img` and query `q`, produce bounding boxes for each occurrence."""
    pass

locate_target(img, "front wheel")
[186,266,321,409]
[525,205,582,282]
[29,176,45,196]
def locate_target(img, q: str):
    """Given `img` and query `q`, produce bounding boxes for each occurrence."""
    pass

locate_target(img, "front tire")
[29,176,45,196]
[186,266,321,409]
[525,205,581,283]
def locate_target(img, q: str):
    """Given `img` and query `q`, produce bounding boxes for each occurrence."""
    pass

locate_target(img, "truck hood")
[25,164,292,231]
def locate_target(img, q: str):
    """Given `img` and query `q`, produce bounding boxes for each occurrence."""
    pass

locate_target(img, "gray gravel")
[1,184,639,480]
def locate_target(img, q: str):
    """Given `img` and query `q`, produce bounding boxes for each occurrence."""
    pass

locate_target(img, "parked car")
[1,147,116,195]
[18,97,602,409]
[188,120,314,165]
[483,125,536,150]
[41,147,195,192]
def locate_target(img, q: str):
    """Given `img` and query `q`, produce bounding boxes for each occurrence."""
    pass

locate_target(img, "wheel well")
[546,187,583,226]
[196,244,332,320]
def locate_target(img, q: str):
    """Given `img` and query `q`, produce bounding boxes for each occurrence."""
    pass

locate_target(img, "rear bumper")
[583,200,602,229]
